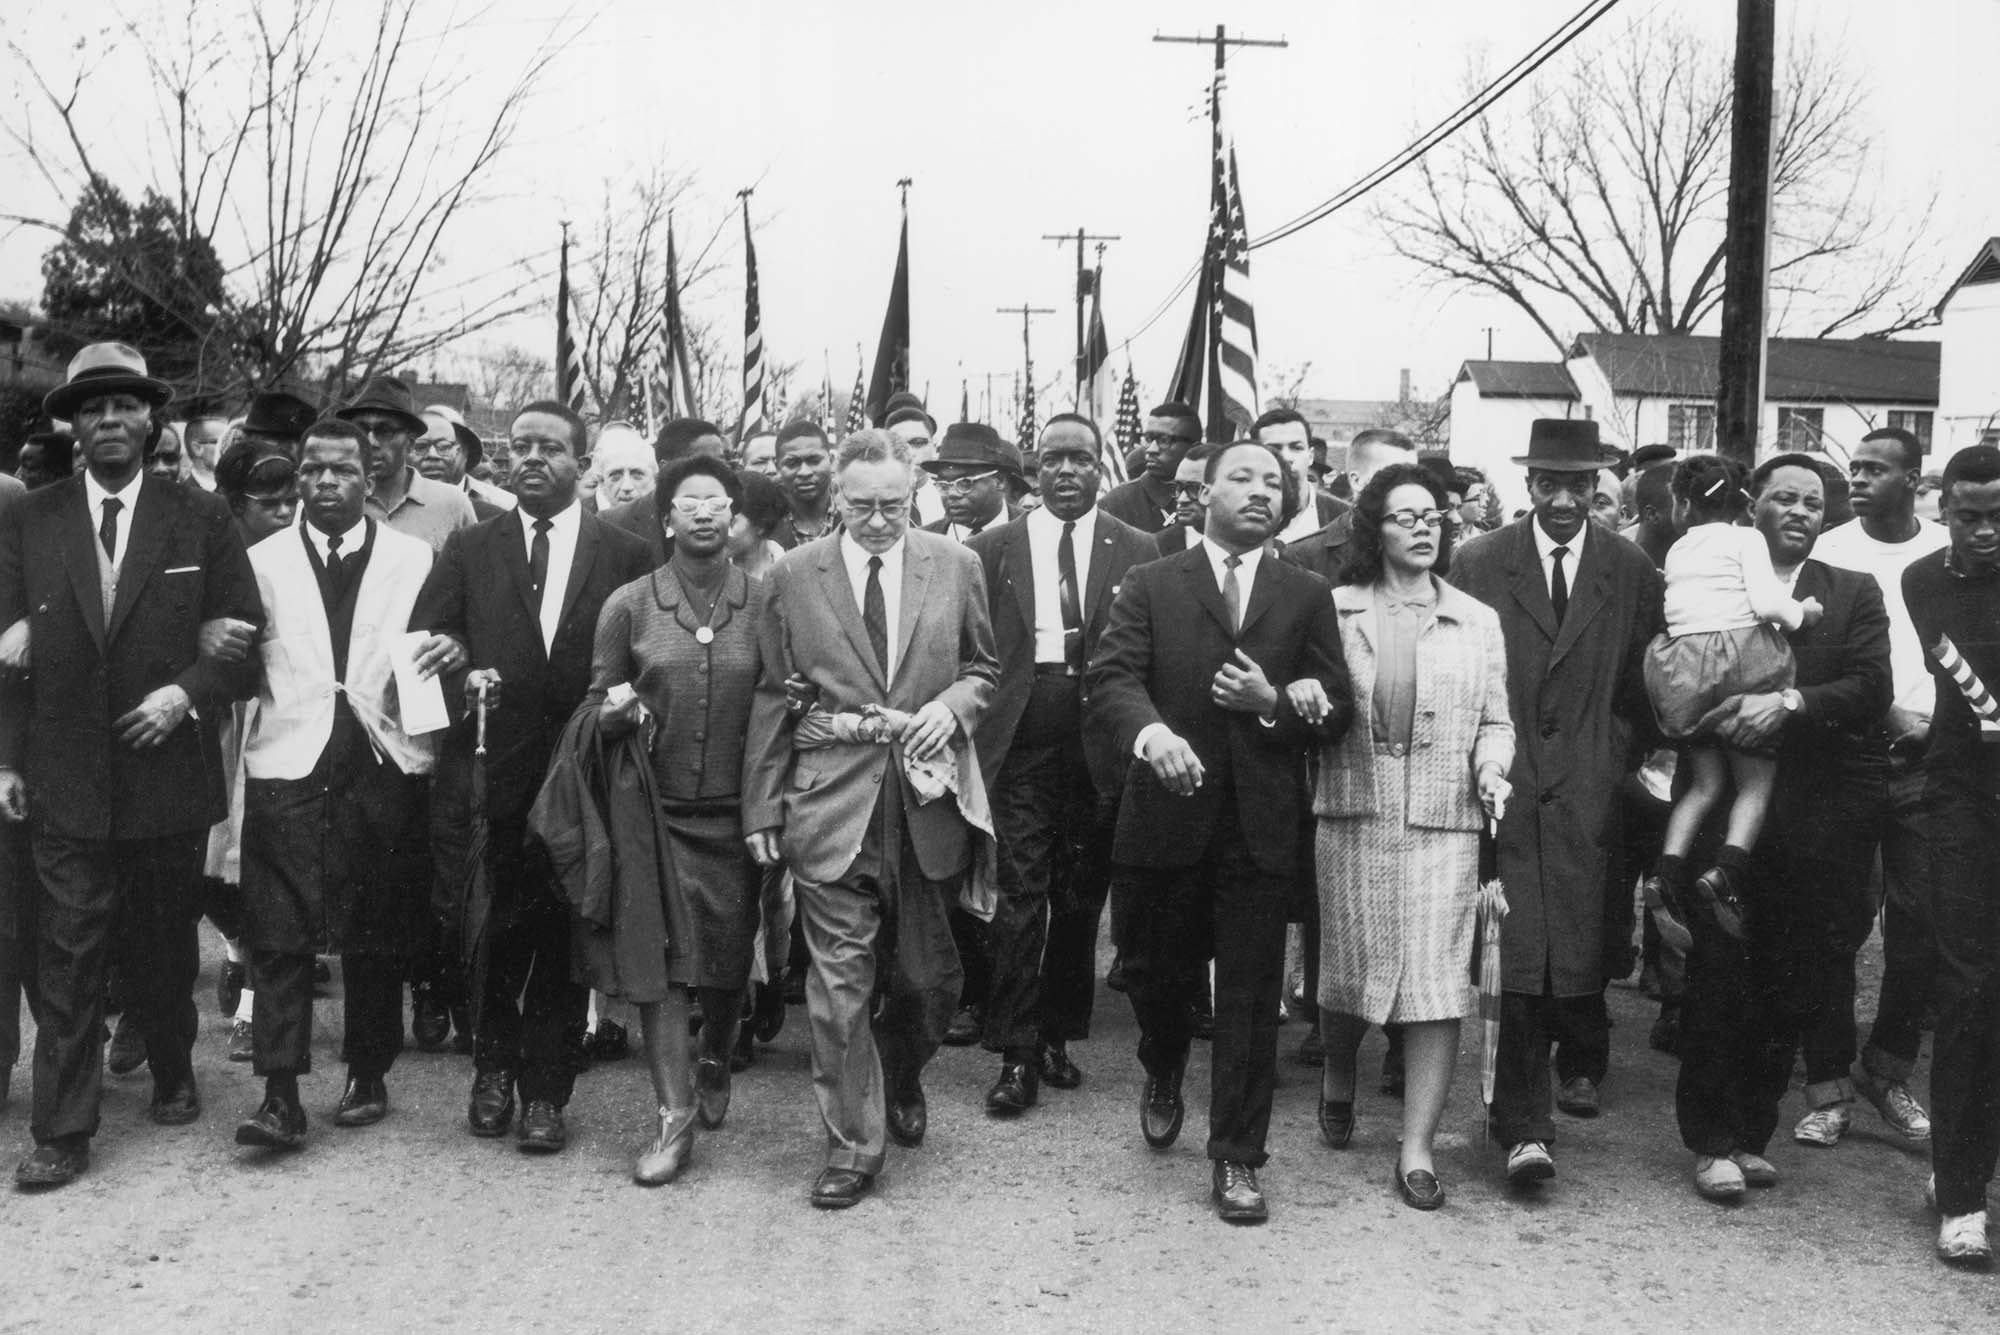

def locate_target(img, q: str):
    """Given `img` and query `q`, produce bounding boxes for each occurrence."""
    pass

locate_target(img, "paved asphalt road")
[2,930,1996,1335]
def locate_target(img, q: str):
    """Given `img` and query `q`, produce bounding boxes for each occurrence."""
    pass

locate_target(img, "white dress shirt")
[839,530,905,680]
[302,515,367,567]
[521,501,583,652]
[83,470,141,569]
[1531,516,1587,604]
[1026,504,1095,665]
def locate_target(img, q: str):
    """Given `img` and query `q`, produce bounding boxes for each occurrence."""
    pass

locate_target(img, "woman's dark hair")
[657,454,743,510]
[1671,454,1748,524]
[735,468,791,537]
[1339,461,1451,586]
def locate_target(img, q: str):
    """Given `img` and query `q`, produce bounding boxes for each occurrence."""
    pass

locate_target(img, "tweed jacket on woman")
[1313,579,1514,832]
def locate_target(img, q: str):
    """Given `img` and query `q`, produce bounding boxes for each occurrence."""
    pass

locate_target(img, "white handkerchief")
[392,631,451,735]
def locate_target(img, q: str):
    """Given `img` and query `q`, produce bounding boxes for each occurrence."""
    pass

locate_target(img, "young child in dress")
[1641,456,1822,942]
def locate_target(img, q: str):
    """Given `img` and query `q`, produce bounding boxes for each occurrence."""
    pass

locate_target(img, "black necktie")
[324,530,344,584]
[863,555,889,674]
[1550,545,1570,625]
[529,518,552,601]
[1058,520,1083,672]
[98,497,121,561]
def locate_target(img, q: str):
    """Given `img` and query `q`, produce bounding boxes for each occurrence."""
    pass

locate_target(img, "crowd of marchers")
[3,341,1998,1272]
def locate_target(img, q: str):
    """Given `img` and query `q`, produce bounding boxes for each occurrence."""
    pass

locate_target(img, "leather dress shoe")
[984,1060,1039,1115]
[411,989,451,1052]
[633,1106,696,1186]
[1188,997,1214,1042]
[1212,1160,1268,1223]
[751,981,786,1042]
[216,960,247,1018]
[150,1074,201,1126]
[1141,1067,1185,1149]
[312,958,333,991]
[1317,1097,1355,1149]
[15,1140,89,1189]
[1557,1076,1601,1118]
[1039,1042,1082,1091]
[584,1020,630,1061]
[1395,1162,1446,1211]
[695,1057,733,1130]
[887,1082,927,1148]
[333,1073,389,1128]
[106,1012,148,1076]
[235,1094,308,1150]
[810,1166,874,1210]
[467,1070,516,1137]
[517,1099,568,1154]
[943,1004,982,1047]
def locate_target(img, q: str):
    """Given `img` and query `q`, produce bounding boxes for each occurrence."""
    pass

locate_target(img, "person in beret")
[1444,418,1664,1191]
[0,343,264,1188]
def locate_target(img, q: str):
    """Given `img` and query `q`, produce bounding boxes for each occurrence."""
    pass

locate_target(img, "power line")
[1247,0,1625,251]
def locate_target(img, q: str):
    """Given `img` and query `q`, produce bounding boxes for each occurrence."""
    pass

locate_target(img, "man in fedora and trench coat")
[1446,419,1663,1188]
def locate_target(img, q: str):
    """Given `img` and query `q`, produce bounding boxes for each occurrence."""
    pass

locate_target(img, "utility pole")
[1483,327,1495,361]
[996,304,1056,431]
[1715,0,1776,464]
[1041,227,1121,410]
[1152,24,1289,71]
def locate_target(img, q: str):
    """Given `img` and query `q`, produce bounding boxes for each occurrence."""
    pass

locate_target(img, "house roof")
[1935,236,2000,318]
[1454,359,1578,399]
[1567,333,1939,405]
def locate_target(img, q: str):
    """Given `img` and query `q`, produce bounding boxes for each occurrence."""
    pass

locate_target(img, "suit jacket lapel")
[496,512,544,654]
[1082,512,1118,622]
[555,512,601,640]
[1000,525,1035,641]
[1179,547,1234,639]
[1505,523,1560,644]
[1550,530,1612,661]
[107,477,170,644]
[893,537,933,683]
[58,481,106,652]
[1235,550,1283,639]
[816,541,886,693]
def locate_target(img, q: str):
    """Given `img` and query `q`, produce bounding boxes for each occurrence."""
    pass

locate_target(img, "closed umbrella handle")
[475,678,489,758]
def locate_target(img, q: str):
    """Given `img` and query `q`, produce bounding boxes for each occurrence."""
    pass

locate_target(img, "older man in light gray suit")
[745,429,999,1210]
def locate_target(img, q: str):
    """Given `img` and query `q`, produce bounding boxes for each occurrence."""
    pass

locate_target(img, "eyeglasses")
[1171,481,1205,499]
[1142,431,1192,447]
[670,495,733,519]
[412,436,460,455]
[844,500,909,522]
[935,470,998,496]
[1383,508,1446,531]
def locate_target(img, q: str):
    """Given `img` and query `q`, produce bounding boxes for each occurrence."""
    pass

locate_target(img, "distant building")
[1448,361,1581,503]
[1935,236,2000,460]
[1290,370,1445,475]
[0,317,62,395]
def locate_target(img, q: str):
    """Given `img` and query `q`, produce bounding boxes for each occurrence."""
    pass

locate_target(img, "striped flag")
[1017,366,1037,450]
[739,200,766,440]
[658,215,699,419]
[843,362,868,437]
[556,229,586,415]
[1106,367,1139,486]
[1164,68,1260,440]
[1932,633,2000,736]
[819,359,836,432]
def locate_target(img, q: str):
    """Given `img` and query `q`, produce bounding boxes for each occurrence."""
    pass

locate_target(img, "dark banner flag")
[866,197,910,426]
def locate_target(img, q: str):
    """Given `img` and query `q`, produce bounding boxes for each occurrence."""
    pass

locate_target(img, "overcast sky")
[4,0,1996,414]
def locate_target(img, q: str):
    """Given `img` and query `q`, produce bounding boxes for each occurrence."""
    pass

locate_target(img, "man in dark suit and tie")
[744,429,998,1210]
[409,400,651,1155]
[965,415,1158,1113]
[0,343,263,1188]
[923,423,1023,544]
[1087,439,1353,1223]
[1446,419,1663,1188]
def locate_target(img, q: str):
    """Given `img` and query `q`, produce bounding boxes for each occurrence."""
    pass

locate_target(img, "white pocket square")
[164,565,202,574]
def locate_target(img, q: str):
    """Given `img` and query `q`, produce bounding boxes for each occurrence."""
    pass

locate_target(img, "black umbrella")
[460,680,493,1032]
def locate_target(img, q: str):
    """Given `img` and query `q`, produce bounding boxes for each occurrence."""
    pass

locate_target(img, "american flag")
[843,362,868,437]
[658,214,699,419]
[1207,69,1260,438]
[1108,367,1140,486]
[1017,368,1037,450]
[739,198,766,440]
[556,229,587,415]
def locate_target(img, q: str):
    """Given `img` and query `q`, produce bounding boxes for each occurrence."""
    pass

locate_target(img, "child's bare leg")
[1660,747,1727,858]
[1721,749,1777,852]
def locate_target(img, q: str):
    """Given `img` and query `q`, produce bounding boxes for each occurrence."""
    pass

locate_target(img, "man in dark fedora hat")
[1446,418,1662,1190]
[336,374,475,553]
[238,390,320,461]
[0,342,264,1188]
[923,423,1023,543]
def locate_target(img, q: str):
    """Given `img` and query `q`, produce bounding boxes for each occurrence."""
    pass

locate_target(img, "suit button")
[1540,790,1556,805]
[698,664,709,675]
[694,731,705,742]
[1540,723,1556,738]
[872,774,882,785]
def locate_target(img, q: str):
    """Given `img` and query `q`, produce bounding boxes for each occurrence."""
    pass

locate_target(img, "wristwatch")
[1779,688,1803,714]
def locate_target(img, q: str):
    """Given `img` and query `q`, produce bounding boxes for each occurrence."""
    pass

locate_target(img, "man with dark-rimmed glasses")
[1101,402,1202,534]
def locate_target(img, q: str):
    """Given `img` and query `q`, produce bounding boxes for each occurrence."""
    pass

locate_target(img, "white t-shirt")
[1812,517,1952,714]
[1662,522,1809,636]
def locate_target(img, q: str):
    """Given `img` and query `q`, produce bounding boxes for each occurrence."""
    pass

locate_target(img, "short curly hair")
[1339,461,1451,587]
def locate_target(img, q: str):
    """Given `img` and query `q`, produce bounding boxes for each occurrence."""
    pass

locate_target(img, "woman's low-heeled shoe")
[1395,1162,1446,1211]
[634,1106,697,1186]
[1317,1097,1355,1149]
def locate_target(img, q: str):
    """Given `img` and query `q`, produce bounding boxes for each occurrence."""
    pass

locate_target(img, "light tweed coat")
[1312,579,1514,829]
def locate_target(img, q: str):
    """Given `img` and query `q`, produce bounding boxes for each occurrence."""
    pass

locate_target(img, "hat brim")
[450,423,483,465]
[1509,453,1603,474]
[44,374,174,421]
[921,458,1021,478]
[336,404,428,436]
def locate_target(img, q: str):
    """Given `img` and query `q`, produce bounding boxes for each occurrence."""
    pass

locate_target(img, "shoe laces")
[1219,1162,1258,1192]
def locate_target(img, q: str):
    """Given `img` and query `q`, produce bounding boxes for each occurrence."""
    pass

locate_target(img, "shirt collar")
[1200,535,1264,581]
[304,515,367,557]
[1532,516,1587,561]
[84,469,141,510]
[1027,504,1094,537]
[840,529,905,572]
[523,498,582,539]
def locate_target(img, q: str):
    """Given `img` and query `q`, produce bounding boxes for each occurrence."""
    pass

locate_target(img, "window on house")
[1777,407,1825,452]
[1886,410,1934,452]
[1667,403,1715,454]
